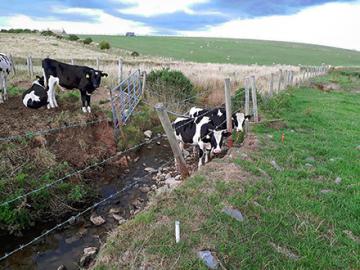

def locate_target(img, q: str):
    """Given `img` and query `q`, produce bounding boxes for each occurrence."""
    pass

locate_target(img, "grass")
[87,35,360,66]
[93,70,360,269]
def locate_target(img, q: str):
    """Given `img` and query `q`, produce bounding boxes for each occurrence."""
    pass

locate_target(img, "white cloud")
[116,0,210,17]
[180,1,360,51]
[0,7,154,35]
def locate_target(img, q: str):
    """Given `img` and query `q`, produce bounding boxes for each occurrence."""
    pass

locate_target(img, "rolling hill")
[86,35,360,66]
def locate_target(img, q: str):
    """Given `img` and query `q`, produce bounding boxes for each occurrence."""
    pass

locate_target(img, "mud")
[0,96,100,138]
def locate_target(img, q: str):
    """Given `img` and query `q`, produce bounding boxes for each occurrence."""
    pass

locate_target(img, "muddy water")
[0,137,172,270]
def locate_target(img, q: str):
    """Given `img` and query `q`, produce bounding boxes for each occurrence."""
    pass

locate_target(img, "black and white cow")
[0,53,13,103]
[172,116,230,166]
[42,58,108,113]
[22,76,48,109]
[189,107,251,132]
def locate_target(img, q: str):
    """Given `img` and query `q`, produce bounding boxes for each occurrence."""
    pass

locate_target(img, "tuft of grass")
[59,90,80,103]
[8,86,24,97]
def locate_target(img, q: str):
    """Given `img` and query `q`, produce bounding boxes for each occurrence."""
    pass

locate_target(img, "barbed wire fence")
[0,135,163,207]
[141,64,329,177]
[0,159,173,262]
[0,117,108,142]
[0,57,329,262]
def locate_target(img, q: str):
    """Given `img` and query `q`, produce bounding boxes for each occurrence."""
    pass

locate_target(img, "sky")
[0,0,360,50]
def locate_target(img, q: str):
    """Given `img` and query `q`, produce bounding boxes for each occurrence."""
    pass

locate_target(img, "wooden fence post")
[290,70,294,86]
[26,56,30,77]
[277,69,283,92]
[269,73,274,96]
[27,56,33,78]
[250,75,259,122]
[244,78,250,132]
[284,70,289,88]
[224,78,233,148]
[9,54,16,75]
[30,56,34,78]
[141,71,147,95]
[155,103,189,178]
[96,57,99,70]
[303,68,306,82]
[118,58,123,83]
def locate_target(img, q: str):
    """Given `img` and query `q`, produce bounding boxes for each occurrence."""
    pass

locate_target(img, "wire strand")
[0,160,172,262]
[0,135,162,207]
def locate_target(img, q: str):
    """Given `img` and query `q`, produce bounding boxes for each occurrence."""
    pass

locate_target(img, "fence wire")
[0,118,108,142]
[0,135,162,207]
[0,159,172,262]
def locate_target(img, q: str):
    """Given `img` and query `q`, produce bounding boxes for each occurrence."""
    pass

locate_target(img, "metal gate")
[110,69,144,140]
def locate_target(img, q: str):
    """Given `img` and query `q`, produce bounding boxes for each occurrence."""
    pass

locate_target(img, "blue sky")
[1,0,360,50]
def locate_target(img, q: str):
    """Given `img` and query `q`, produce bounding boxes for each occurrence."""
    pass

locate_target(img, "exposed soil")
[0,96,103,138]
[265,120,288,130]
[46,121,116,168]
[311,82,341,92]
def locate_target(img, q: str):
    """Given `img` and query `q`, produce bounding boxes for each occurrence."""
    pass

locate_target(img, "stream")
[0,137,173,270]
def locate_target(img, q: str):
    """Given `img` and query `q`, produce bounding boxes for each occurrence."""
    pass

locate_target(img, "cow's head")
[232,112,251,132]
[85,69,108,93]
[34,75,45,88]
[209,129,231,154]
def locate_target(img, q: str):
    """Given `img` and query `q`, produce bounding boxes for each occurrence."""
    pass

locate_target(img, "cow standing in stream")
[42,58,108,113]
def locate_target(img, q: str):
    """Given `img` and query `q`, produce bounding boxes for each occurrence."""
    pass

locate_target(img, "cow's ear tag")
[86,74,90,79]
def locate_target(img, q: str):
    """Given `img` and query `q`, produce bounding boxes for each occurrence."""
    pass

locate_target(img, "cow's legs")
[86,94,91,113]
[197,142,205,167]
[3,74,7,101]
[204,149,209,163]
[52,78,59,107]
[81,92,87,113]
[52,85,58,107]
[47,76,57,108]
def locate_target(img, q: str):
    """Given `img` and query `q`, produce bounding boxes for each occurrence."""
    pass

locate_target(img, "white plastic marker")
[175,221,180,243]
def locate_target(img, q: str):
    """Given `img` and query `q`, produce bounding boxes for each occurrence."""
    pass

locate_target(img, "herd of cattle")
[173,107,250,166]
[1,53,250,166]
[0,53,107,112]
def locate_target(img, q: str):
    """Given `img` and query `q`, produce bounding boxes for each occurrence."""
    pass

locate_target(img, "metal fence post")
[155,103,189,178]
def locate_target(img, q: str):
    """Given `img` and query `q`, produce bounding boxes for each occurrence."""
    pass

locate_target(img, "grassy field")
[86,35,360,66]
[93,70,360,269]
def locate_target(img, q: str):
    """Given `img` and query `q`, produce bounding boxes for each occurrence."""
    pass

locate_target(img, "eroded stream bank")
[1,137,174,270]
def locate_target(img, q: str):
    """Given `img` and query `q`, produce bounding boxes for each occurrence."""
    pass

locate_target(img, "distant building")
[126,32,135,37]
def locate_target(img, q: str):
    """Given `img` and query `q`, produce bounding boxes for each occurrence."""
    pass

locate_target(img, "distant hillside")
[86,35,360,66]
